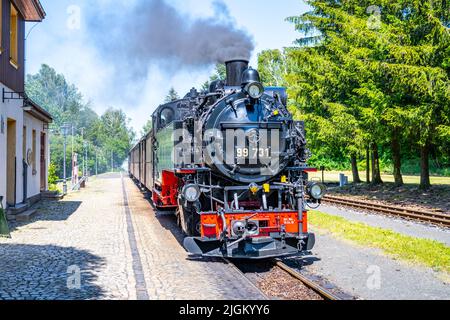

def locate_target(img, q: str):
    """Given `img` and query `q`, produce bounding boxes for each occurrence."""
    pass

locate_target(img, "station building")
[0,0,50,213]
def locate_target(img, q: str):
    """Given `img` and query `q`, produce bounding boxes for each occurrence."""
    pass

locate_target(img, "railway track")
[274,260,341,300]
[323,195,450,227]
[230,258,343,300]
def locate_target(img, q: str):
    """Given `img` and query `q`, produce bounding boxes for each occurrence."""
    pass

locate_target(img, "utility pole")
[111,151,114,173]
[61,123,70,195]
[80,128,85,177]
[84,141,88,177]
[71,125,74,161]
[95,147,98,176]
[71,125,74,185]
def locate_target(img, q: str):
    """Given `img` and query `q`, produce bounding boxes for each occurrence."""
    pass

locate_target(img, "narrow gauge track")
[274,260,341,300]
[230,258,342,300]
[323,195,450,228]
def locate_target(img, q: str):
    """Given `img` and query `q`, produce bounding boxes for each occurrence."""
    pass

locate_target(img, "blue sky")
[26,0,309,132]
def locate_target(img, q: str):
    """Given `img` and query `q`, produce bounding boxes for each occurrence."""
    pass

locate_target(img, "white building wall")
[0,92,5,210]
[23,113,49,198]
[0,90,6,210]
[0,82,24,208]
[0,82,49,209]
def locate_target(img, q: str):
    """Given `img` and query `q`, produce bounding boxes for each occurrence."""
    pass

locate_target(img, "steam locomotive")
[129,60,325,259]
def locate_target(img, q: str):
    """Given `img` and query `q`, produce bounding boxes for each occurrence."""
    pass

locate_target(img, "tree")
[201,64,227,91]
[26,65,136,177]
[165,87,180,103]
[141,119,153,137]
[282,26,370,183]
[258,49,288,87]
[94,108,135,170]
[286,0,450,189]
[26,65,98,133]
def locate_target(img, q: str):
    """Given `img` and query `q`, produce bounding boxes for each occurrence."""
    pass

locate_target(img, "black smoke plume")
[89,0,255,79]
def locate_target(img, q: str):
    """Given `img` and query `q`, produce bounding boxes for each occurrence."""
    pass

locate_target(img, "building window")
[32,129,36,174]
[10,3,19,66]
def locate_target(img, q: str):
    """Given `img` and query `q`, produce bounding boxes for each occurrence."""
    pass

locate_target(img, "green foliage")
[93,108,135,170]
[141,119,153,137]
[26,65,98,136]
[275,0,450,185]
[48,163,58,185]
[257,49,288,87]
[201,64,226,91]
[164,87,180,103]
[48,184,61,193]
[392,159,450,176]
[26,65,135,178]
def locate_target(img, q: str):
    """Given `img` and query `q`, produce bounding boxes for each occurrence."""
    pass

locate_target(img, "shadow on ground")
[8,200,82,232]
[0,244,106,300]
[283,255,322,268]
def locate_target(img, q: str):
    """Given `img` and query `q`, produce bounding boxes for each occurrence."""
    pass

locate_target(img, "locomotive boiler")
[129,60,325,259]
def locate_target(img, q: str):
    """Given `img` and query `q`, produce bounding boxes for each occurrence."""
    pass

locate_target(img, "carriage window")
[160,108,174,128]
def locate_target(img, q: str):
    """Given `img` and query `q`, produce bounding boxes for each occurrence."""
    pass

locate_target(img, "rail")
[323,195,450,227]
[275,260,341,300]
[230,258,343,301]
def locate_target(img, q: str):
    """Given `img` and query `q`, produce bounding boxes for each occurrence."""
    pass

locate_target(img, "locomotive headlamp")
[307,182,326,200]
[183,184,201,202]
[249,183,259,195]
[232,220,260,237]
[244,82,264,99]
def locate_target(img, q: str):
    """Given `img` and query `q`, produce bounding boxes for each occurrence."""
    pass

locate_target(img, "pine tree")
[164,87,180,103]
[286,0,450,189]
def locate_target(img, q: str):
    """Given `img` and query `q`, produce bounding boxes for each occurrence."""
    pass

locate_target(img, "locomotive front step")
[183,235,314,260]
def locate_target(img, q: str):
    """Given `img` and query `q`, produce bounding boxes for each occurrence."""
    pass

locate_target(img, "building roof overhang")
[23,99,53,124]
[11,0,46,22]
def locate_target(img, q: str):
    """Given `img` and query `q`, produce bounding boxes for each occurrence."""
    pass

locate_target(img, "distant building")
[0,0,50,214]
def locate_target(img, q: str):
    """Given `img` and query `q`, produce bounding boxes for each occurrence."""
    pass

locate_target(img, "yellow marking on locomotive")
[250,185,259,194]
[263,184,270,193]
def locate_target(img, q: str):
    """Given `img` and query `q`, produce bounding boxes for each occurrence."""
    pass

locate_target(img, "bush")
[47,162,62,193]
[48,163,59,185]
[48,184,62,193]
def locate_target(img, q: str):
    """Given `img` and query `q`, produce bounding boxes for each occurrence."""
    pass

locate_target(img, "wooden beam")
[11,0,46,22]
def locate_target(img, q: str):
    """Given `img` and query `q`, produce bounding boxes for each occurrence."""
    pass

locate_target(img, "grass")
[309,171,450,185]
[309,211,450,274]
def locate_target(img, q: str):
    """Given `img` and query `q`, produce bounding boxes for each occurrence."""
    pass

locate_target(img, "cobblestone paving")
[123,177,265,300]
[0,173,265,300]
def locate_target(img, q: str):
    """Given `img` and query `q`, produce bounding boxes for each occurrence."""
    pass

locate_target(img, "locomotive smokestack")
[225,59,249,86]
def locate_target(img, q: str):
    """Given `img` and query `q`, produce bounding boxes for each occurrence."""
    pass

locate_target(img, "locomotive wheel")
[176,208,182,229]
[181,204,201,237]
[188,213,201,237]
